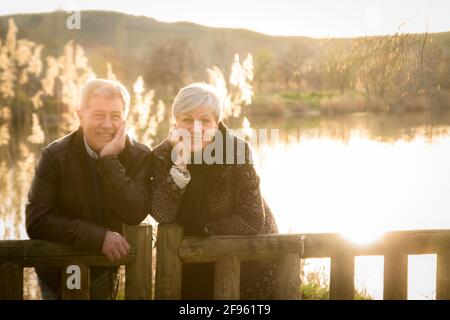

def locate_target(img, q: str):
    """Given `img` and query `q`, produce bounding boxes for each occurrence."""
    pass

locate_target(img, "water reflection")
[241,110,450,144]
[258,134,450,238]
[245,110,450,300]
[246,111,450,239]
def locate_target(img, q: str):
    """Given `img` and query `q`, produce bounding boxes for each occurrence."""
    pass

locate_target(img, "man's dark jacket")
[25,127,152,294]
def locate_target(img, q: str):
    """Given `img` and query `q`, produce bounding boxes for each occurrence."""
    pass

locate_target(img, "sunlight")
[355,256,384,300]
[408,255,437,300]
[256,129,450,300]
[259,132,450,237]
[340,229,384,246]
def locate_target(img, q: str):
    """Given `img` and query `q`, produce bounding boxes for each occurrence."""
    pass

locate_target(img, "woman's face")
[175,106,218,151]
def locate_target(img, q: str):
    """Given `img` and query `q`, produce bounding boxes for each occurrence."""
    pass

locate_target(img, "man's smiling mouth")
[97,133,114,139]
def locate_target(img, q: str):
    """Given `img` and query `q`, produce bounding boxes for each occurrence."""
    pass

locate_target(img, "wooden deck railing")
[2,223,450,300]
[155,224,450,300]
[0,224,152,300]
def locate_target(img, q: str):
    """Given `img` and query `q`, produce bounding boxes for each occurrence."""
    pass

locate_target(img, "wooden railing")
[0,224,152,300]
[155,224,450,300]
[2,223,450,300]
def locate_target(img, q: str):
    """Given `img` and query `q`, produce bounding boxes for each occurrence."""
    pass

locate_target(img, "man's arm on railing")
[26,149,107,251]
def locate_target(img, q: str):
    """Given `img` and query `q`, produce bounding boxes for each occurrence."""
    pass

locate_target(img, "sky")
[0,0,449,38]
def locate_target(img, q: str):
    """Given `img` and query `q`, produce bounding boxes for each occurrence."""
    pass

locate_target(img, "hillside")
[0,10,448,111]
[0,11,321,85]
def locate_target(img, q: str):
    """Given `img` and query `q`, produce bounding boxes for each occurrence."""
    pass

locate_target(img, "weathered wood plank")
[61,263,90,300]
[179,230,450,263]
[214,256,240,300]
[2,229,450,266]
[383,252,408,300]
[0,239,135,267]
[180,234,307,263]
[274,253,301,300]
[0,255,135,267]
[330,255,354,300]
[155,224,184,300]
[124,224,153,300]
[0,262,23,300]
[437,253,450,300]
[0,240,103,257]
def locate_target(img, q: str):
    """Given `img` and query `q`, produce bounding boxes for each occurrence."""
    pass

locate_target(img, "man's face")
[78,96,125,153]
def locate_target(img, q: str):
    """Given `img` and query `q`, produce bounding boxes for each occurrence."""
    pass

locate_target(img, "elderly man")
[26,79,152,300]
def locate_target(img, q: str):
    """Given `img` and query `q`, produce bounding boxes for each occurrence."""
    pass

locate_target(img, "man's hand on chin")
[100,121,127,157]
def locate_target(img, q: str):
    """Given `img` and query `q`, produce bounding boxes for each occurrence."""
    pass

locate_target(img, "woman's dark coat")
[150,122,278,299]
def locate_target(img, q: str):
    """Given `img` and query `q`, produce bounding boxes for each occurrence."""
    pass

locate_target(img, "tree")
[354,32,416,107]
[144,38,197,96]
[323,39,360,94]
[253,48,276,93]
[278,43,311,92]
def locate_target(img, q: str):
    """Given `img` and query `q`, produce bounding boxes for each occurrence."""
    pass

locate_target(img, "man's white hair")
[172,82,223,121]
[80,78,130,117]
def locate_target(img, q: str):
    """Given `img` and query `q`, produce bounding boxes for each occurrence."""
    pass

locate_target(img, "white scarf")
[170,164,191,189]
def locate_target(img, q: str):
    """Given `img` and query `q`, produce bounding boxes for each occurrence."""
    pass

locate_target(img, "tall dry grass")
[0,18,254,299]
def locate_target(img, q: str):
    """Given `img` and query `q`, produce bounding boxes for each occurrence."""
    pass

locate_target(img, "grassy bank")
[300,268,373,300]
[249,90,450,117]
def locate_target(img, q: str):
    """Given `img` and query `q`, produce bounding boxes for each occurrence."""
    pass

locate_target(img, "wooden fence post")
[383,252,408,300]
[61,263,90,300]
[214,256,240,300]
[124,224,153,300]
[437,253,450,300]
[0,262,23,300]
[274,253,302,299]
[330,254,354,300]
[155,224,184,300]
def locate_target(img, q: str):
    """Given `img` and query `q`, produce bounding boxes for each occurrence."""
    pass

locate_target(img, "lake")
[246,110,450,299]
[1,109,450,299]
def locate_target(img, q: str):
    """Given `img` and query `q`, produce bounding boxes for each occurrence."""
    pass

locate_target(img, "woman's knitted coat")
[150,122,279,299]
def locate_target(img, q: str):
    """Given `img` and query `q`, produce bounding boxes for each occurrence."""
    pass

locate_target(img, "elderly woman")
[150,83,278,299]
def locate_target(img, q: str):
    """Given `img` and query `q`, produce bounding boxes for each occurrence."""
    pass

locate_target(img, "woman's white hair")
[80,78,130,117]
[172,82,223,121]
